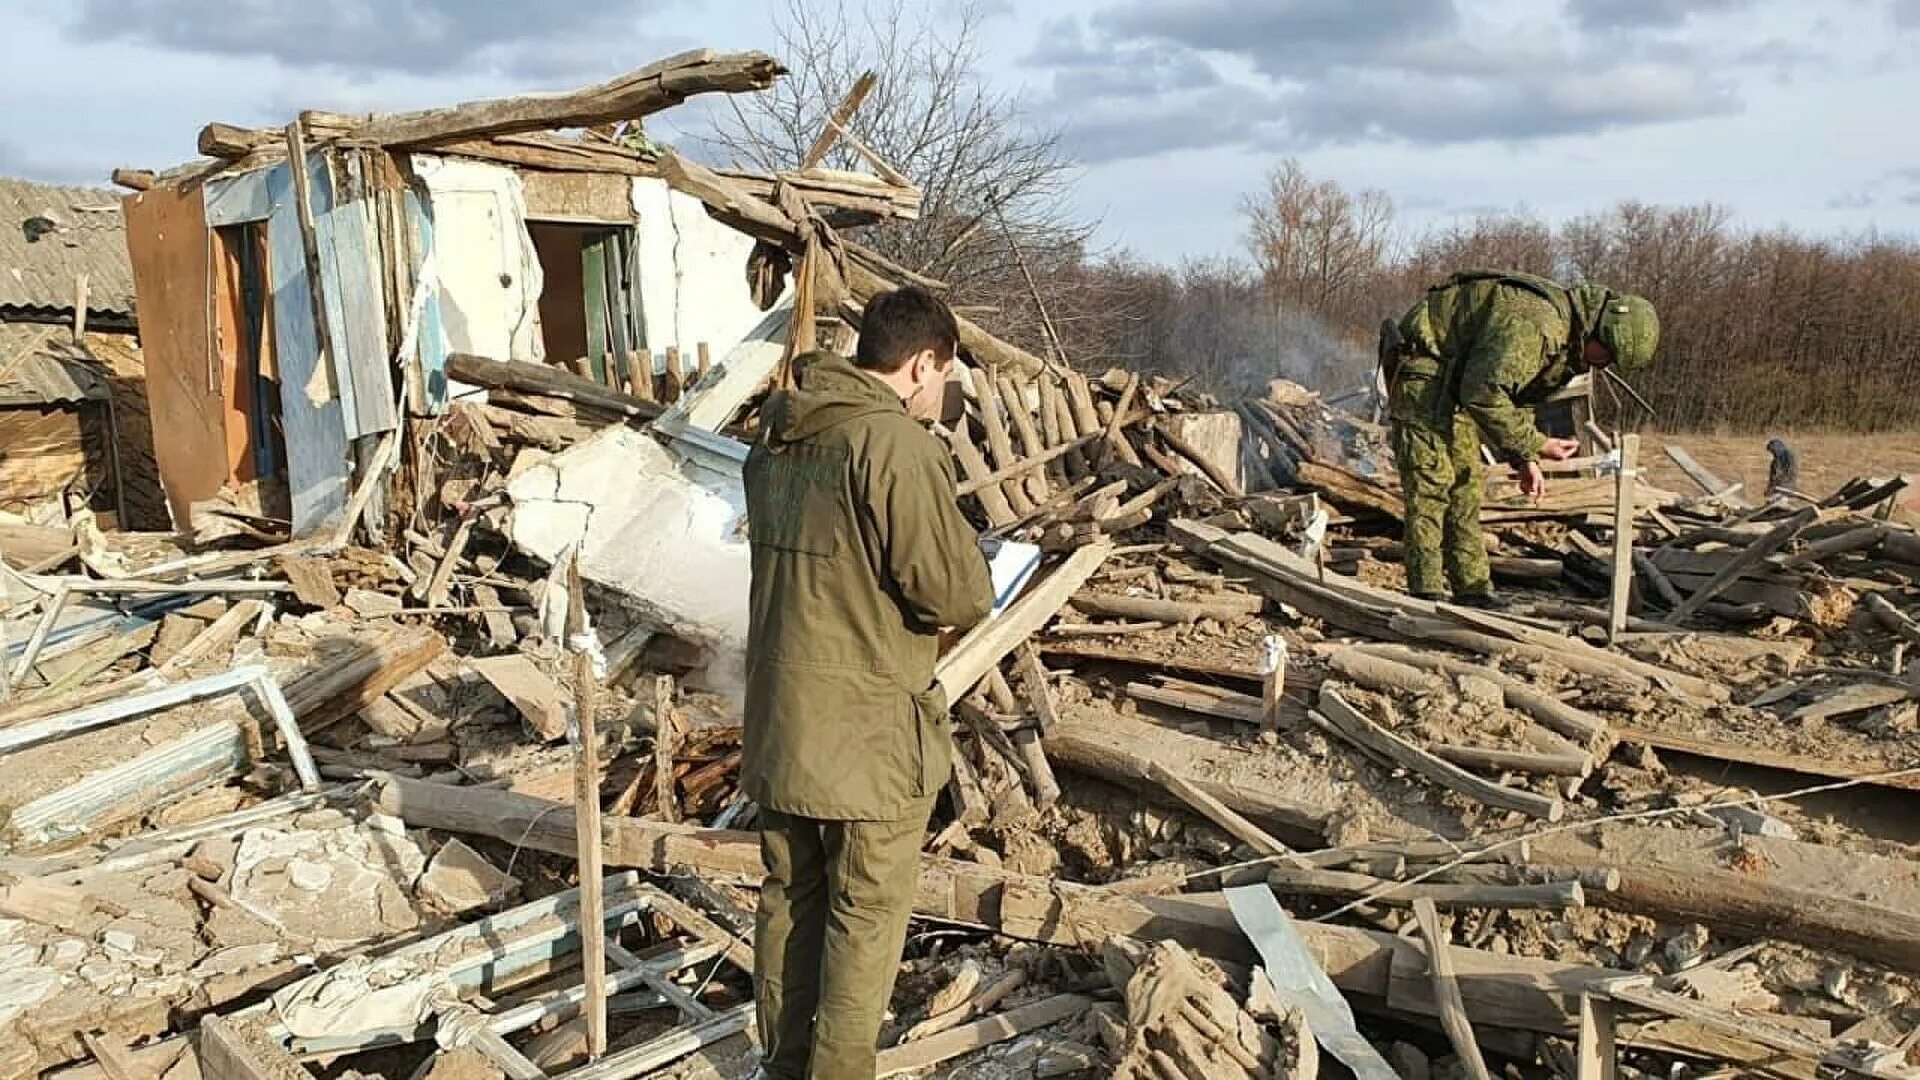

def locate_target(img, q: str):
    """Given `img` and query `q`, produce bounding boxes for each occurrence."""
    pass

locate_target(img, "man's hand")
[1515,460,1547,501]
[1539,437,1581,461]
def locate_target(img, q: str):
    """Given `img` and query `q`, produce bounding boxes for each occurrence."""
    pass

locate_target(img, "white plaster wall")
[630,176,782,378]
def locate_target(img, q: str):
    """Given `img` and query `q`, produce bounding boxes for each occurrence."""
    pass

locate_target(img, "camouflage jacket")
[741,351,994,821]
[1390,270,1598,463]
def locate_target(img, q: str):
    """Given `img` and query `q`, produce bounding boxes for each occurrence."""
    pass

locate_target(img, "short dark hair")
[854,287,960,373]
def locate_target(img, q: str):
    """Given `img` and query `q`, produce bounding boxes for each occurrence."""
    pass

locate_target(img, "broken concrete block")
[417,839,519,916]
[1707,801,1796,840]
[506,426,750,704]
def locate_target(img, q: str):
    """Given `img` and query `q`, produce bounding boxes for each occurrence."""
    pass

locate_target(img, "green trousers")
[755,799,933,1080]
[1391,412,1492,598]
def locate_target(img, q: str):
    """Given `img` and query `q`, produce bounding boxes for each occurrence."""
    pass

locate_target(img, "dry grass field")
[1638,430,1920,525]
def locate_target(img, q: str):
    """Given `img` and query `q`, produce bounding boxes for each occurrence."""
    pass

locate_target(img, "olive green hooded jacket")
[1392,270,1612,463]
[741,352,994,821]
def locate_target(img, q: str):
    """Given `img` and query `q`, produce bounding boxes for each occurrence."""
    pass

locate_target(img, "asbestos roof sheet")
[0,176,135,319]
[0,322,110,404]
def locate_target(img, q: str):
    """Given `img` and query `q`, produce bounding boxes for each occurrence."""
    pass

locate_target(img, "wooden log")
[1073,591,1263,625]
[1632,550,1683,610]
[1666,506,1821,625]
[110,167,155,191]
[971,368,1035,515]
[1098,372,1141,465]
[996,374,1051,505]
[448,352,663,421]
[1268,866,1586,911]
[1864,593,1920,646]
[1776,523,1890,570]
[1882,529,1920,567]
[1430,743,1590,778]
[946,426,1018,527]
[1425,864,1621,893]
[374,778,1654,1039]
[197,121,276,159]
[953,433,1099,497]
[801,71,877,168]
[1411,898,1495,1080]
[1045,711,1334,842]
[1325,649,1446,697]
[351,51,783,147]
[1316,688,1564,821]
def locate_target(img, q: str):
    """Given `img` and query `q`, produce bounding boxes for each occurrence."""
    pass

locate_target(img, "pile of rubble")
[5,47,1920,1080]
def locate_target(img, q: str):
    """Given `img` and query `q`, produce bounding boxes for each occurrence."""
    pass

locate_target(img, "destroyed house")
[0,177,165,530]
[117,50,932,537]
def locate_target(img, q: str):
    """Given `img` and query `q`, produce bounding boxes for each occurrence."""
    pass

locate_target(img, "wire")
[1176,763,1920,921]
[1310,763,1920,923]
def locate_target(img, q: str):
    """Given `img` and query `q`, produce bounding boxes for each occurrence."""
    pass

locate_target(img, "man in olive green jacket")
[742,287,994,1080]
[1385,270,1658,606]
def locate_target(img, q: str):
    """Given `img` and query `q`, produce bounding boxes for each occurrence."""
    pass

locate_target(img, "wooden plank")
[1143,761,1301,865]
[1666,507,1821,625]
[1663,444,1750,507]
[1411,897,1495,1080]
[582,236,611,383]
[314,158,398,438]
[1577,995,1619,1080]
[566,556,608,1059]
[199,1015,308,1080]
[350,51,783,147]
[971,367,1034,515]
[122,182,227,525]
[1608,434,1639,640]
[935,543,1110,702]
[471,654,569,741]
[801,71,877,170]
[875,995,1091,1077]
[1316,688,1564,821]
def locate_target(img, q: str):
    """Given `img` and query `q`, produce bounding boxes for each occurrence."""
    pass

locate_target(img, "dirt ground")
[1638,430,1920,525]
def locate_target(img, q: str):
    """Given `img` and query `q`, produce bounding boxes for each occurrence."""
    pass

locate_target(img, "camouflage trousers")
[1391,411,1492,598]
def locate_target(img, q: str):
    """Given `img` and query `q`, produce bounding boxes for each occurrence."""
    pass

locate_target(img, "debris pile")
[4,46,1920,1080]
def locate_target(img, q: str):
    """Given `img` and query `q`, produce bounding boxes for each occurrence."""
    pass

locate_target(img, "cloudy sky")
[3,0,1916,261]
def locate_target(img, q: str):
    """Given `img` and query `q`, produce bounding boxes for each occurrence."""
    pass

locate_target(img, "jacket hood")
[763,350,905,443]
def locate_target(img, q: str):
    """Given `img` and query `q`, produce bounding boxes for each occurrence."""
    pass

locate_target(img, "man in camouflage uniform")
[1384,270,1659,606]
[743,287,994,1079]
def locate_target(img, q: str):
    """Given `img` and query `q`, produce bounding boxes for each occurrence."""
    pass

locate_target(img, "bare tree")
[1240,158,1395,327]
[704,0,1091,357]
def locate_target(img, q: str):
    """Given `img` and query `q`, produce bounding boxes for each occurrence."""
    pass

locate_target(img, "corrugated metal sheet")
[0,322,110,404]
[0,176,135,319]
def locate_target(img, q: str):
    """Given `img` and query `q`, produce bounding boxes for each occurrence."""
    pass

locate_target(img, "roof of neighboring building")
[0,176,135,321]
[0,322,110,405]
